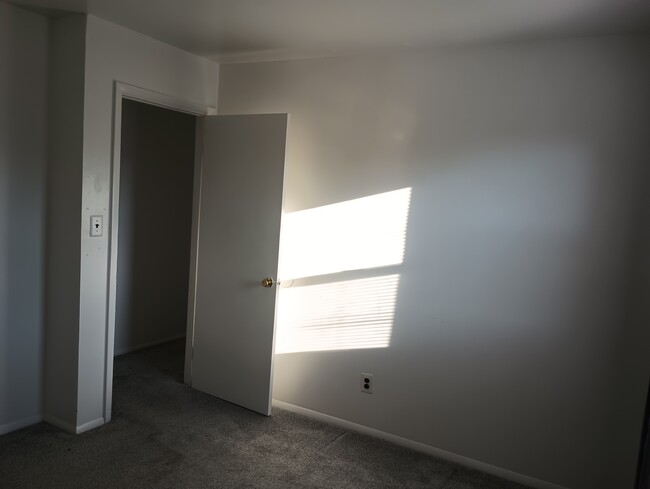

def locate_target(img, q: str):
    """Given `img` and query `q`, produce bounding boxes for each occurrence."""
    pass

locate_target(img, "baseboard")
[272,400,569,489]
[43,414,77,434]
[0,414,42,435]
[76,417,105,434]
[114,334,186,356]
[44,414,105,434]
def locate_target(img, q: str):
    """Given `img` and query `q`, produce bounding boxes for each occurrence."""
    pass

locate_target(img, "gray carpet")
[0,340,530,489]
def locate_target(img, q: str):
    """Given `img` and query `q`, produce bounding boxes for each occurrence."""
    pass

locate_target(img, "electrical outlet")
[360,373,374,394]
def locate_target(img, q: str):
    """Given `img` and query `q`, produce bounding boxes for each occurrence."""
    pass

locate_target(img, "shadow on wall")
[0,4,47,428]
[275,188,411,354]
[388,143,648,489]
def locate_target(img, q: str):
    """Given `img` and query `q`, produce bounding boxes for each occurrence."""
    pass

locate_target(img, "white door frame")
[104,81,217,423]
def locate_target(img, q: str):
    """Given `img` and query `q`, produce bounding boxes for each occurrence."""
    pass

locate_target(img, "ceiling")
[10,0,650,62]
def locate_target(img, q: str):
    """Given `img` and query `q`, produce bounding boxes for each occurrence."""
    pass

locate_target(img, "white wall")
[218,36,650,489]
[43,14,86,432]
[73,16,218,430]
[0,1,48,435]
[115,99,195,356]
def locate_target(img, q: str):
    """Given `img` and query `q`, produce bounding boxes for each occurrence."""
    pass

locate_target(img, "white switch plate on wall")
[90,215,103,237]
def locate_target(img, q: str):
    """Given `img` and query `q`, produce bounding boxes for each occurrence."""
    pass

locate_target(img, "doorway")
[112,98,196,395]
[105,83,288,424]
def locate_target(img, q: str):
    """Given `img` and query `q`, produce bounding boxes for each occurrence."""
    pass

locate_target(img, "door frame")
[104,81,217,423]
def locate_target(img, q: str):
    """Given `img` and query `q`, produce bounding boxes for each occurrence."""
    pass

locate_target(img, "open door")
[190,114,288,415]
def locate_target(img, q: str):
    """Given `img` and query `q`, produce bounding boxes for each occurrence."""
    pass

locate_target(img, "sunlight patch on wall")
[275,275,400,354]
[279,188,412,281]
[275,188,411,353]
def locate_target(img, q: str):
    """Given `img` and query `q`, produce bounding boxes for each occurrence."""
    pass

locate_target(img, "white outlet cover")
[360,372,374,394]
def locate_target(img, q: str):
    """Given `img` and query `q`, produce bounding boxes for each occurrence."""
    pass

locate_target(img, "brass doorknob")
[261,277,275,288]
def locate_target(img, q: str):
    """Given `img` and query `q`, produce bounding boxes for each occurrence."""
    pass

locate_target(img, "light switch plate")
[90,215,103,237]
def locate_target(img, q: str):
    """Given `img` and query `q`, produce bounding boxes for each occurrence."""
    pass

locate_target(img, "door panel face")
[191,114,287,415]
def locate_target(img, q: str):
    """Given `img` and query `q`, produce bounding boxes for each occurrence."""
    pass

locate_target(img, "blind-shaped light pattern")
[278,188,412,281]
[274,188,411,353]
[275,275,400,354]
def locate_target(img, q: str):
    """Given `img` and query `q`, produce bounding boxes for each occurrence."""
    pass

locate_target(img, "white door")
[190,114,288,415]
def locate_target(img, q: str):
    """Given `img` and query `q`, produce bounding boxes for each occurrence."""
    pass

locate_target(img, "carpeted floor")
[0,340,530,489]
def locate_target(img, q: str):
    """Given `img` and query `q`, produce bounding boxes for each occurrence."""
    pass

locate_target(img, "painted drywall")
[615,158,650,488]
[114,99,195,356]
[43,14,86,432]
[0,2,48,435]
[73,16,218,429]
[218,36,650,489]
[0,2,48,434]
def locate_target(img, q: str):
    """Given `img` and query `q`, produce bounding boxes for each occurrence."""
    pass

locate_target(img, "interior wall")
[43,13,87,432]
[74,15,219,430]
[217,35,650,489]
[0,1,48,435]
[115,99,195,356]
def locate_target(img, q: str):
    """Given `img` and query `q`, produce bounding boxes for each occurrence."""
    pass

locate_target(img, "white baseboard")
[0,414,42,435]
[43,414,77,434]
[44,414,105,434]
[272,400,569,489]
[114,334,186,356]
[76,417,105,434]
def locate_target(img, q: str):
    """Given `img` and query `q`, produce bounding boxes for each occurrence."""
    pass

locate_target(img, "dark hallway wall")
[115,99,195,355]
